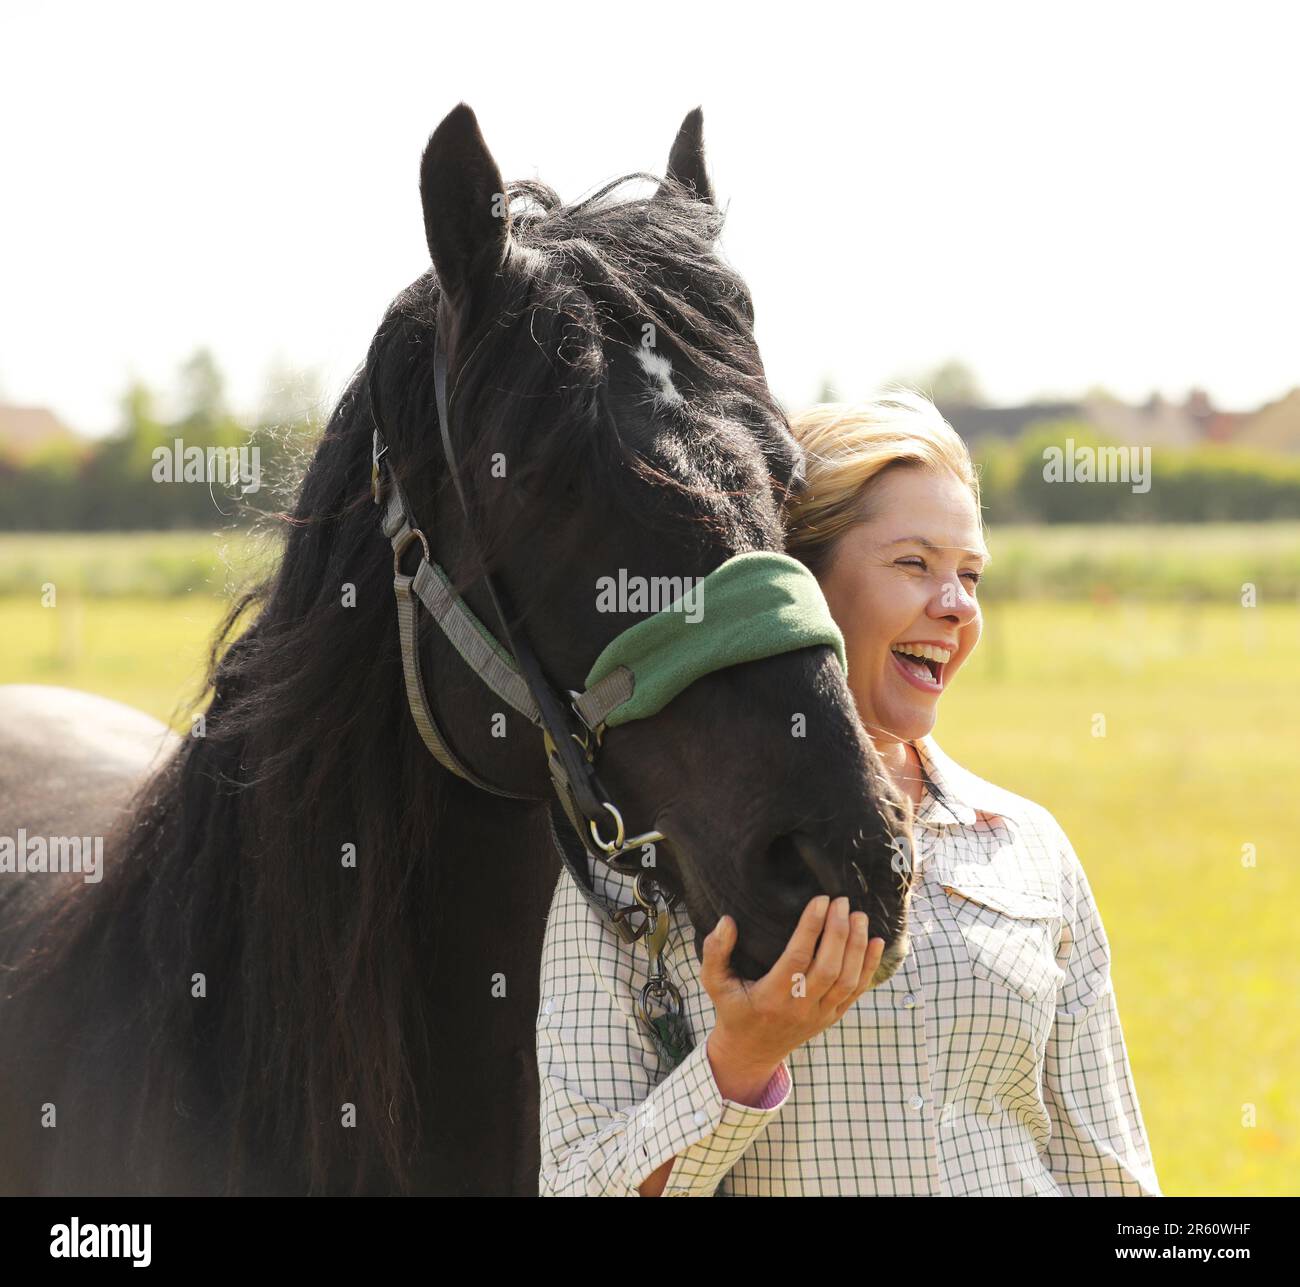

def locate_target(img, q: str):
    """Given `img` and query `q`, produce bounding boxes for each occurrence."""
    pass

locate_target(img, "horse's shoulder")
[0,685,179,837]
[0,683,173,744]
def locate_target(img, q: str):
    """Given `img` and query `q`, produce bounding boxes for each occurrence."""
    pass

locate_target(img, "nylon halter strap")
[367,330,657,882]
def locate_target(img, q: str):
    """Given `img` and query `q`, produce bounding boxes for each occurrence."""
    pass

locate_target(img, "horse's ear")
[655,107,714,205]
[420,103,512,307]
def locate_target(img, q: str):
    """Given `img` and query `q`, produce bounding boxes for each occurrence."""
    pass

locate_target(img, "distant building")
[0,404,80,460]
[1080,391,1200,447]
[934,400,1084,446]
[936,386,1293,452]
[1234,387,1300,454]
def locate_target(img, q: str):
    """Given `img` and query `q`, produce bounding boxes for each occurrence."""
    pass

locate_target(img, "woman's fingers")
[824,910,870,1007]
[830,934,888,1017]
[748,896,891,1017]
[700,913,740,998]
[753,895,834,1006]
[806,895,854,1002]
[763,894,832,992]
[856,936,887,996]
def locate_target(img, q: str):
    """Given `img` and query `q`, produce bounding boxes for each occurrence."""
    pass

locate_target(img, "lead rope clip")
[630,872,691,1073]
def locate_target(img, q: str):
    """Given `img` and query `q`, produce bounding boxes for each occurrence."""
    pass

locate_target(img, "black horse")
[0,105,911,1195]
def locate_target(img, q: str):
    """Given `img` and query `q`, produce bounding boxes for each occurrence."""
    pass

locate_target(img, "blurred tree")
[884,358,985,407]
[924,358,985,408]
[177,348,227,433]
[75,378,163,527]
[248,359,328,514]
[1083,383,1119,402]
[120,379,162,442]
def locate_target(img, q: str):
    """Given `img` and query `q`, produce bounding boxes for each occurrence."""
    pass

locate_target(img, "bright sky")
[2,0,1295,437]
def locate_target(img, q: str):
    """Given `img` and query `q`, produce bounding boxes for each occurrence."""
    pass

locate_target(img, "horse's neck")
[433,775,553,881]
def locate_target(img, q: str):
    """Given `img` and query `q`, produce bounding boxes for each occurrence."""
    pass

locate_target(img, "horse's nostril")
[762,830,851,901]
[787,830,842,893]
[764,832,800,868]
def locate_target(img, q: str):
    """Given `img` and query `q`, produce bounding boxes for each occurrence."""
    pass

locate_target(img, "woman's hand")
[637,896,885,1193]
[702,895,886,1084]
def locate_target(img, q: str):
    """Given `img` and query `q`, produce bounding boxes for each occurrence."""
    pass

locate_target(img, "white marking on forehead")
[635,346,685,408]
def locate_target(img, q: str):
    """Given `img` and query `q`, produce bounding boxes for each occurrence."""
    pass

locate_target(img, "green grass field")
[938,599,1299,1198]
[1,527,1297,1195]
[3,522,1299,601]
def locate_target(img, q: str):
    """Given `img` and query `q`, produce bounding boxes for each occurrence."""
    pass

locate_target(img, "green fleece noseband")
[583,551,847,729]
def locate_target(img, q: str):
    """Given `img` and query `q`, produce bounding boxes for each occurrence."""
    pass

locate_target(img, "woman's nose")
[929,577,978,622]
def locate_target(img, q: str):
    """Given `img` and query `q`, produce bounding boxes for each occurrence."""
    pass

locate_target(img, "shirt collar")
[910,735,1023,828]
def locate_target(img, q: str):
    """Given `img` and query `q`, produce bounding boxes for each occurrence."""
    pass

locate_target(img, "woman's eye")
[898,557,980,588]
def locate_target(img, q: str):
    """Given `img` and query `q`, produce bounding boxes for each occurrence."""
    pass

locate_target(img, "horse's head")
[366,103,913,982]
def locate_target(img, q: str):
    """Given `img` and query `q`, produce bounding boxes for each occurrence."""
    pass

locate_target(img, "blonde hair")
[783,390,983,580]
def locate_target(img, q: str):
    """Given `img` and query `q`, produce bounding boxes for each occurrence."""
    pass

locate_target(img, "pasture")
[1,524,1296,1195]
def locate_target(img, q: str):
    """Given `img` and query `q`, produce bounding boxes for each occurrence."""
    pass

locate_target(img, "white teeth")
[891,643,952,665]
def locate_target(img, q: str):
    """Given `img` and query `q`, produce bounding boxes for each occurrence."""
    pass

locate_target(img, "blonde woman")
[536,392,1161,1197]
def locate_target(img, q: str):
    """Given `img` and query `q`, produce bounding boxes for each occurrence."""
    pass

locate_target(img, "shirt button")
[908,1095,925,1111]
[902,993,918,1008]
[693,1109,708,1127]
[541,997,554,1015]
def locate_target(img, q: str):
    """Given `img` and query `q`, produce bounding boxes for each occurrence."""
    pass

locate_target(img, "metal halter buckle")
[392,526,430,576]
[554,689,601,761]
[542,690,659,860]
[587,801,669,860]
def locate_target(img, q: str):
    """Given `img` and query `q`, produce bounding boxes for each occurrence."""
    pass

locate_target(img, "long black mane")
[8,173,796,1194]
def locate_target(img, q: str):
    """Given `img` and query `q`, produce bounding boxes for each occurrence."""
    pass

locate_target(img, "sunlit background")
[2,0,1297,1196]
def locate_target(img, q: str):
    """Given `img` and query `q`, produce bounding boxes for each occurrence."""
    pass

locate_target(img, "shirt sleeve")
[536,864,793,1197]
[1040,820,1163,1196]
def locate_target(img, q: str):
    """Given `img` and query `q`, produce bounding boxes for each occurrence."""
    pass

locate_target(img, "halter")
[368,325,848,1069]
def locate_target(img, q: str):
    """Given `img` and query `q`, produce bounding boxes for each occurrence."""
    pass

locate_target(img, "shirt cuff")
[627,1041,793,1196]
[749,1062,791,1109]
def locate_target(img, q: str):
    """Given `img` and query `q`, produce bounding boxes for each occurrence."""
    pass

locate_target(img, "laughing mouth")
[890,641,952,689]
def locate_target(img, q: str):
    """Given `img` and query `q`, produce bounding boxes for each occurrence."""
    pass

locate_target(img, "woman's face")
[816,464,988,743]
